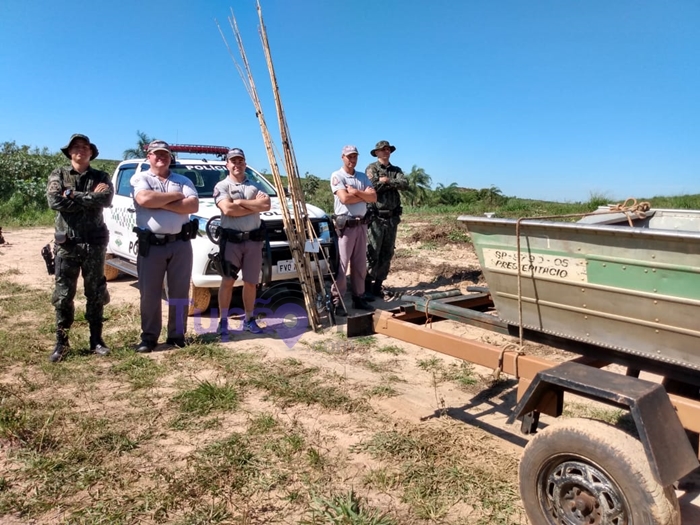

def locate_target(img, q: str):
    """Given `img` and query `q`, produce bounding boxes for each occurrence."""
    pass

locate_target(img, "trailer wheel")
[104,254,120,281]
[519,418,680,525]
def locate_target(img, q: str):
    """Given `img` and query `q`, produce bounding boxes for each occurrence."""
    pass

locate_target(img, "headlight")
[318,220,331,242]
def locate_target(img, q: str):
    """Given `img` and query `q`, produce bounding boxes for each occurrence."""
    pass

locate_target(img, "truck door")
[105,163,140,261]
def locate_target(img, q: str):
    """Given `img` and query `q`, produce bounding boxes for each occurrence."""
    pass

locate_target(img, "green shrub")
[0,141,118,226]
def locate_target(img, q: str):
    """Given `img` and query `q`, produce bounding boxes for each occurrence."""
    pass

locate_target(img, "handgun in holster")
[133,228,152,258]
[182,218,199,240]
[332,214,348,238]
[41,244,55,275]
[208,233,239,279]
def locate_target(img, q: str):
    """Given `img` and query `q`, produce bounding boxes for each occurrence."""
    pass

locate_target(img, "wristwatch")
[65,189,73,198]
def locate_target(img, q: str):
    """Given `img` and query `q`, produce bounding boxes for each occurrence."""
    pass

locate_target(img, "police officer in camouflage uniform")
[364,140,408,299]
[132,140,199,353]
[46,134,114,363]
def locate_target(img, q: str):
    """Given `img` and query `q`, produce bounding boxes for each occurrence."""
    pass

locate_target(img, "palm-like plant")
[122,130,153,159]
[404,165,432,206]
[434,182,462,206]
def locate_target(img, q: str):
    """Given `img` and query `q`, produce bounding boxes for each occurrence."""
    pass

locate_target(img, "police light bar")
[168,144,230,156]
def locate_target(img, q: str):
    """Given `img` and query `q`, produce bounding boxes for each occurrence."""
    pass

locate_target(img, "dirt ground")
[1,223,699,524]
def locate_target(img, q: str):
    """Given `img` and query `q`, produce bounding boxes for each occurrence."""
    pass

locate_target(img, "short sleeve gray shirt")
[132,170,198,234]
[213,177,262,232]
[330,168,373,216]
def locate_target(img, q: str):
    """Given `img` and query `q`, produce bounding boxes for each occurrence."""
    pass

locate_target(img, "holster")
[332,214,349,231]
[209,235,240,279]
[182,218,199,240]
[41,244,55,275]
[133,228,152,258]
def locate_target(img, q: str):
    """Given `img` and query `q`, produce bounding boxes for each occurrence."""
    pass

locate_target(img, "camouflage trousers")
[52,243,109,329]
[366,216,400,283]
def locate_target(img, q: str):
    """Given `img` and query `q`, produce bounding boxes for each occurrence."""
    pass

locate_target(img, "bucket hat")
[61,134,99,160]
[370,140,396,157]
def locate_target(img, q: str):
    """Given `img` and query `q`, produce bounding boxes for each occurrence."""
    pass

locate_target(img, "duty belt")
[332,214,370,228]
[376,205,402,218]
[220,227,266,243]
[151,232,185,244]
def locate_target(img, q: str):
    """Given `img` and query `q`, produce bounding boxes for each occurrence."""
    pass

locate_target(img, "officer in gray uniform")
[46,133,114,362]
[213,148,271,337]
[330,145,377,315]
[132,140,199,352]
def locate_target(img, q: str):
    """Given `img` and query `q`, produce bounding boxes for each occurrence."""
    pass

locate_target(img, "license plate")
[277,259,296,273]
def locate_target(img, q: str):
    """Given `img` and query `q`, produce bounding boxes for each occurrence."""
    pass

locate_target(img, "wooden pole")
[219,8,322,330]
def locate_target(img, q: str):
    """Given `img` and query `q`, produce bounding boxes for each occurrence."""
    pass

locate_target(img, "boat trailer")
[353,289,700,525]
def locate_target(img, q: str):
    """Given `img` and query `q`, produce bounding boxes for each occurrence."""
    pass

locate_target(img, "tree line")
[0,132,509,224]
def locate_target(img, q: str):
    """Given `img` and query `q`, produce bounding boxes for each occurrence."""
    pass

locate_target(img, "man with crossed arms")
[214,148,271,337]
[330,145,377,315]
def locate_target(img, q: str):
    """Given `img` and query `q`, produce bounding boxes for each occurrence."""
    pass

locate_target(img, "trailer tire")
[104,254,120,281]
[519,418,680,525]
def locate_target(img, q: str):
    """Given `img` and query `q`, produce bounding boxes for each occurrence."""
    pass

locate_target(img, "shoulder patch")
[331,176,339,186]
[213,187,220,198]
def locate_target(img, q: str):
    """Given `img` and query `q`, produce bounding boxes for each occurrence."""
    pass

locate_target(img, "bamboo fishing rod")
[254,1,330,322]
[218,9,322,330]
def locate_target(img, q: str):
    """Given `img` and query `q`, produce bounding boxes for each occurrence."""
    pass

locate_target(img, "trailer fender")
[512,361,699,487]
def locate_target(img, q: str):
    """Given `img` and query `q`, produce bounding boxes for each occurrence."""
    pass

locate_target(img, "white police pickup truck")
[103,144,337,314]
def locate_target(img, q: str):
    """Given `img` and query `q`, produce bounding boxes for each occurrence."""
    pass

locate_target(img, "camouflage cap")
[61,133,99,160]
[370,140,396,157]
[341,145,359,156]
[146,140,172,154]
[226,148,246,160]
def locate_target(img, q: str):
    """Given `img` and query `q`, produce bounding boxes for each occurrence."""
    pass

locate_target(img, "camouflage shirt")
[365,162,408,211]
[46,165,114,241]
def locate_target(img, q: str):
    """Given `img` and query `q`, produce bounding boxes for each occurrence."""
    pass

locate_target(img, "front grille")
[265,219,331,243]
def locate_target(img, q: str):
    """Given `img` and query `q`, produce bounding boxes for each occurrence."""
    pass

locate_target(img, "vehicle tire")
[518,417,680,525]
[163,277,212,316]
[188,281,212,316]
[104,254,120,281]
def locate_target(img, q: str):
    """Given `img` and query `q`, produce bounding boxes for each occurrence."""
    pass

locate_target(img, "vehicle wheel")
[257,282,306,312]
[518,418,680,525]
[104,254,120,281]
[188,282,212,316]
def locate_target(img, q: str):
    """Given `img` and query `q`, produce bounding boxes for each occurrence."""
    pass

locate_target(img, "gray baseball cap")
[341,145,359,156]
[146,140,172,154]
[226,148,246,160]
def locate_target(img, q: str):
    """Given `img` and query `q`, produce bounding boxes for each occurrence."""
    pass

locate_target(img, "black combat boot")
[361,277,376,302]
[352,295,375,311]
[49,328,70,363]
[89,323,110,356]
[371,280,384,299]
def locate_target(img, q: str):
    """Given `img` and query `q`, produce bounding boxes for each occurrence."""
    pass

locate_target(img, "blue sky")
[1,0,698,202]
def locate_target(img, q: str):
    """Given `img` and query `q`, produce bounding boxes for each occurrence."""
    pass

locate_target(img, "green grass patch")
[302,489,397,525]
[355,421,523,524]
[173,380,240,416]
[375,344,405,356]
[417,357,477,389]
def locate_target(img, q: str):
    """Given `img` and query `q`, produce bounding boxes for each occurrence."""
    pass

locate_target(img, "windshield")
[141,162,278,198]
